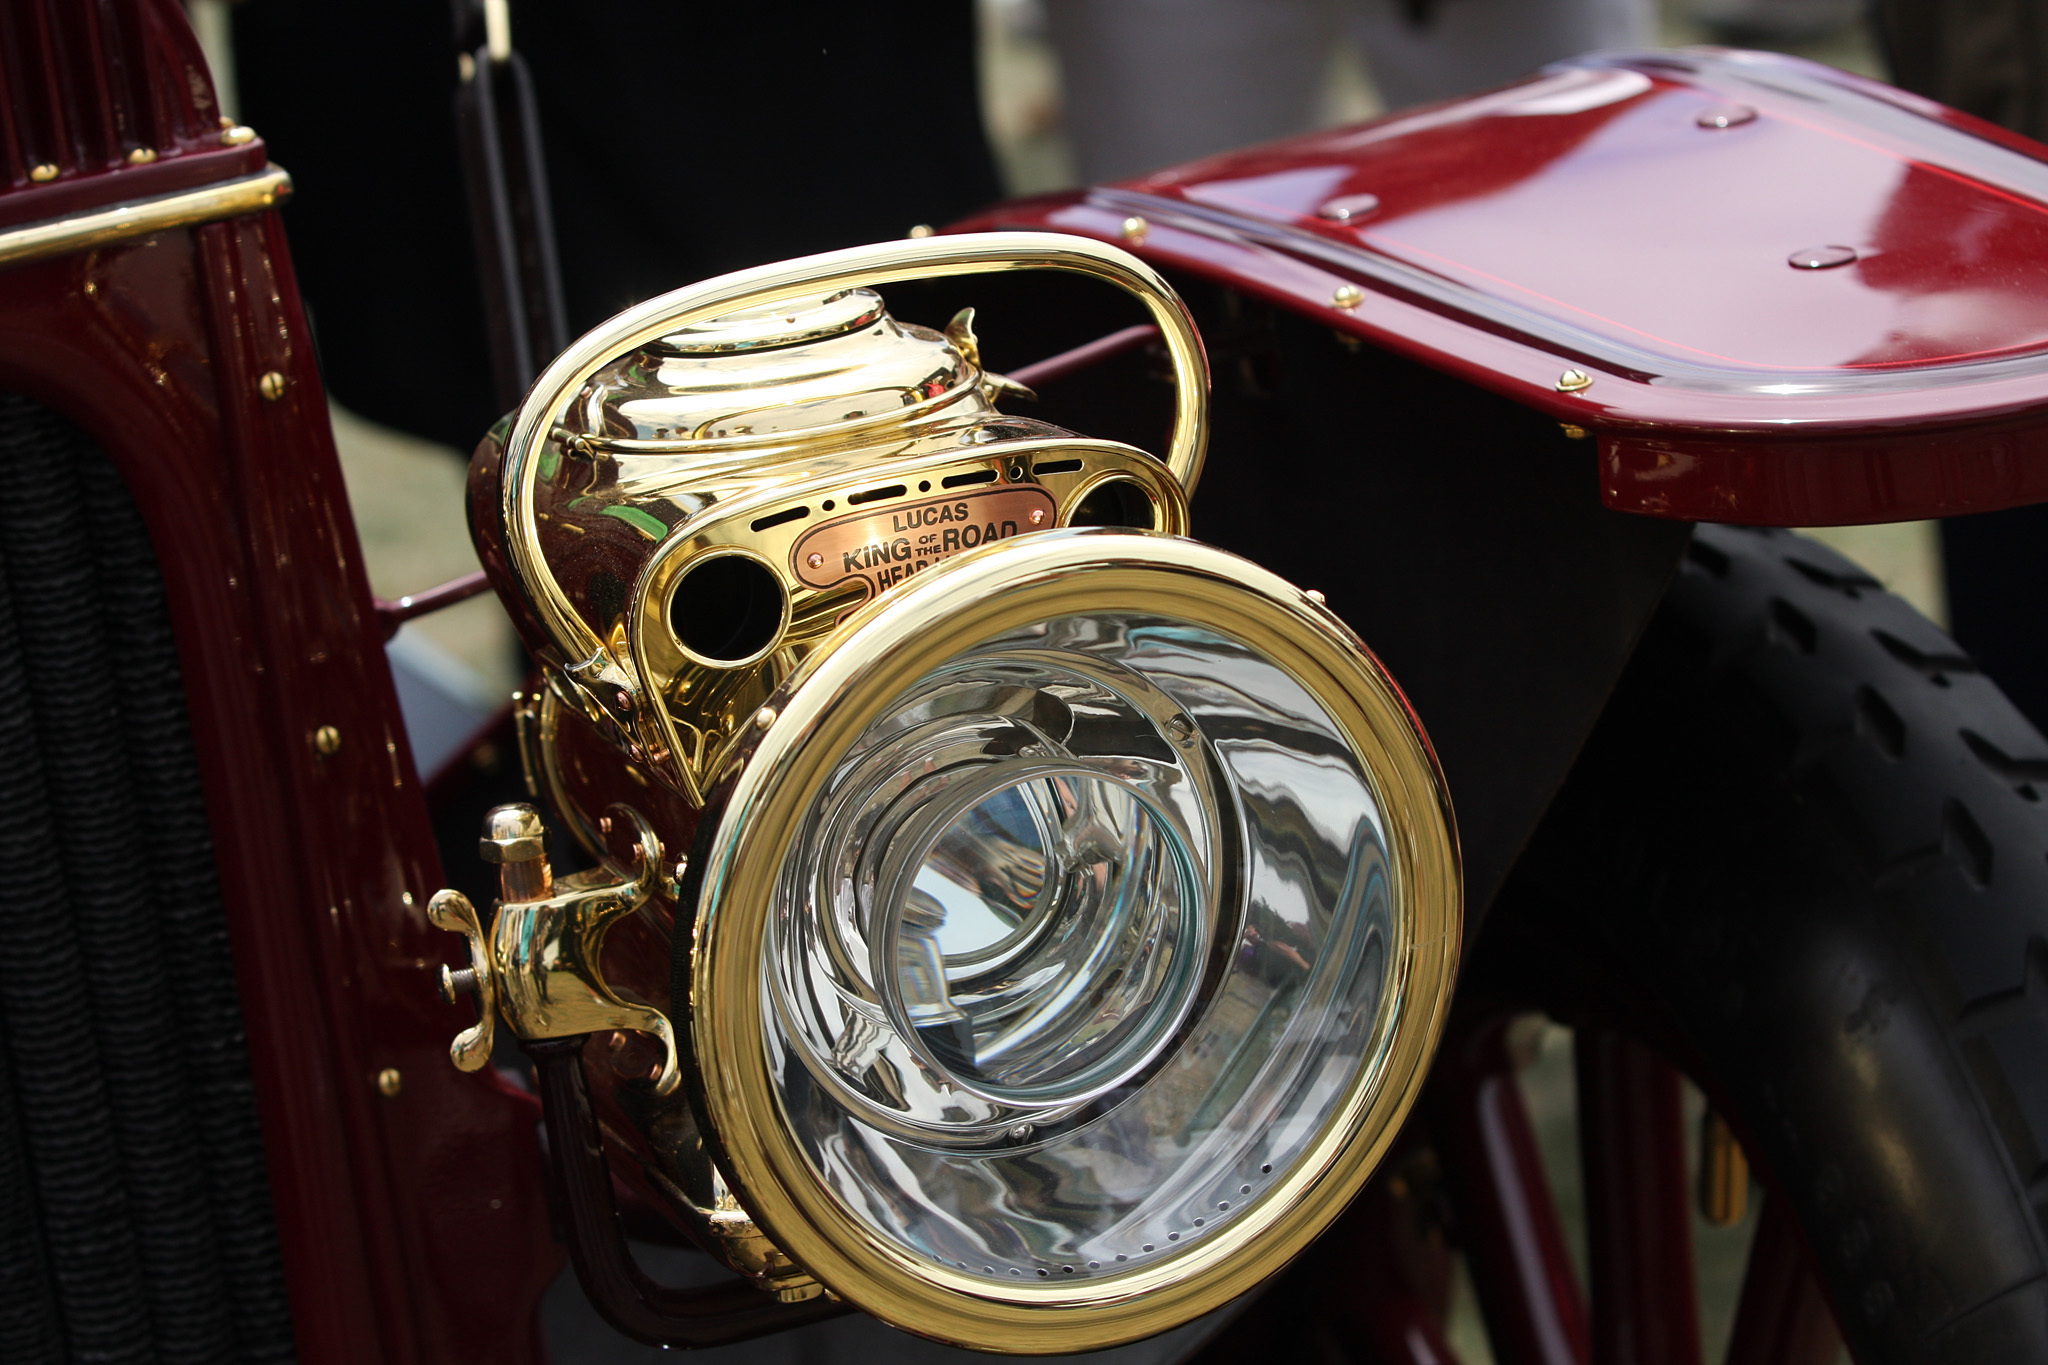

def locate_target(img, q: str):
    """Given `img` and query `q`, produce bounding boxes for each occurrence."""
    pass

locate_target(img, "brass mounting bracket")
[430,802,681,1095]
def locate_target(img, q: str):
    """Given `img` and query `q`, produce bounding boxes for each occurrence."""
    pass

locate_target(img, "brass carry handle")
[498,231,1211,684]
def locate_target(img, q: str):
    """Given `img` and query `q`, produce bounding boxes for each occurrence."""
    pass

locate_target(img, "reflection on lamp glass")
[765,612,1395,1280]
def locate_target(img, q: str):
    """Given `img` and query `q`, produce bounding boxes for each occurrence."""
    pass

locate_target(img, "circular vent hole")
[670,554,786,663]
[1068,479,1155,529]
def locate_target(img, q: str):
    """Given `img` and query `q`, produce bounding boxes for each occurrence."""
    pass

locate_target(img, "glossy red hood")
[958,49,2048,525]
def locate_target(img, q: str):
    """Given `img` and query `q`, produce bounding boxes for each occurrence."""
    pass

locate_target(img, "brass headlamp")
[439,233,1460,1352]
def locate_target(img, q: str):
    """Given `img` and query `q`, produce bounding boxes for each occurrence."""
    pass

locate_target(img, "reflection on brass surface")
[430,803,680,1094]
[486,233,1209,752]
[0,166,292,269]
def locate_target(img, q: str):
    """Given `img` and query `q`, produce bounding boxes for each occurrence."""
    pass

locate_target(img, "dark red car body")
[4,4,2046,1360]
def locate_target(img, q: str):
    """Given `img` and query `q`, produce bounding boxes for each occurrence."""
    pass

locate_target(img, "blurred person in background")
[1042,0,1655,183]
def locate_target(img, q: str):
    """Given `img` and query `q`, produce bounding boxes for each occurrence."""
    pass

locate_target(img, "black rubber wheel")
[1473,523,2048,1362]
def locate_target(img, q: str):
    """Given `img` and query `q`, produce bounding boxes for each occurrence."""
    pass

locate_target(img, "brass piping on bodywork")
[0,167,292,270]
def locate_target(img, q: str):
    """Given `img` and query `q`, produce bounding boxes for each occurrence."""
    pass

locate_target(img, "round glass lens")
[763,612,1397,1285]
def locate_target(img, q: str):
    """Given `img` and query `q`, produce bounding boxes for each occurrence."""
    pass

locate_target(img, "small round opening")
[1068,479,1156,529]
[669,554,786,663]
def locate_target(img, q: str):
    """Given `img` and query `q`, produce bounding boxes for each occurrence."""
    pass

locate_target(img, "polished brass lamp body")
[439,233,1461,1352]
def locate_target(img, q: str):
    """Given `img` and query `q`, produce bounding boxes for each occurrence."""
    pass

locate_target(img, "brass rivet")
[1560,423,1589,440]
[1788,244,1858,271]
[1305,589,1327,605]
[28,163,58,183]
[1120,215,1149,244]
[1696,104,1757,130]
[907,223,935,239]
[755,707,777,730]
[126,147,157,165]
[375,1068,402,1097]
[1029,509,1045,525]
[219,125,256,147]
[313,724,341,756]
[258,371,287,401]
[807,552,824,569]
[1331,284,1364,310]
[1556,369,1593,394]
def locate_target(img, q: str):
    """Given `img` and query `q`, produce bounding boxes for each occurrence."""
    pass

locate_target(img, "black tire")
[1476,523,2048,1362]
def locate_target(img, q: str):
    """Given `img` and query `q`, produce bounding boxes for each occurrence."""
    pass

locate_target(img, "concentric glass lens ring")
[771,647,1231,1144]
[867,757,1208,1108]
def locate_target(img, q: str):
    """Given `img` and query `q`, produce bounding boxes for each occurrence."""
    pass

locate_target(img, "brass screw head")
[755,706,778,731]
[907,223,935,239]
[258,371,287,402]
[313,724,341,756]
[28,164,58,183]
[1120,215,1149,244]
[126,147,157,165]
[219,125,257,147]
[1331,284,1364,310]
[1304,589,1327,605]
[375,1068,403,1097]
[479,803,548,864]
[1556,369,1594,394]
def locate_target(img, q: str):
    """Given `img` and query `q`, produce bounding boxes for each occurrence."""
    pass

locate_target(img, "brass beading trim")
[0,167,293,271]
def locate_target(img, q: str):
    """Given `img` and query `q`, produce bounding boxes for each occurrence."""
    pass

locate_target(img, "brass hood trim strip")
[0,167,293,270]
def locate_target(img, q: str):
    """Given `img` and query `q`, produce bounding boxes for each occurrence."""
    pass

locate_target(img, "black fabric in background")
[231,1,1001,453]
[1874,0,2048,731]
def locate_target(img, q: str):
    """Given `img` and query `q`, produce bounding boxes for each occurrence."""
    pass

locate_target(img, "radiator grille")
[0,391,296,1363]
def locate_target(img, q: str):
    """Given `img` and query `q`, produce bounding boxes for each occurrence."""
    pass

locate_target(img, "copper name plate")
[791,486,1058,595]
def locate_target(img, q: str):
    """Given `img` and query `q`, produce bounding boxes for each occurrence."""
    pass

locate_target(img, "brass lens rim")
[685,529,1461,1352]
